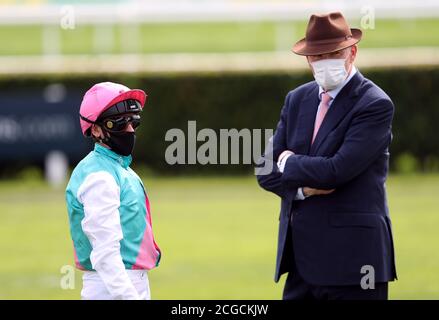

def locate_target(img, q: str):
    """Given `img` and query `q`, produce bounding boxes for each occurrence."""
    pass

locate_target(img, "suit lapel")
[310,72,363,155]
[295,85,320,155]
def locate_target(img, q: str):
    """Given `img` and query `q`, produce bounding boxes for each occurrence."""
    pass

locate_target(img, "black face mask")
[104,131,136,156]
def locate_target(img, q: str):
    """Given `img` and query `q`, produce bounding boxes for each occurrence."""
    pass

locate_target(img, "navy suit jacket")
[257,71,397,286]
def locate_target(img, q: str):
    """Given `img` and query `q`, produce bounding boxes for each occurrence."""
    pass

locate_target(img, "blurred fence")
[1,48,438,75]
[2,0,439,25]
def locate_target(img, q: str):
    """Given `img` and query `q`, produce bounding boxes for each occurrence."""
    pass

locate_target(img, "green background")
[1,174,438,299]
[0,18,438,55]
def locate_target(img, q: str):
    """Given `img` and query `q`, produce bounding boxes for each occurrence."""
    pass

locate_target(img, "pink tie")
[312,92,332,145]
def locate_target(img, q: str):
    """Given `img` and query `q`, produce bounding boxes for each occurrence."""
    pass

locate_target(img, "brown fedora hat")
[292,12,362,56]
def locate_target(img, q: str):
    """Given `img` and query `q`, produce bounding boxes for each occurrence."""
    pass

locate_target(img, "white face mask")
[310,58,348,91]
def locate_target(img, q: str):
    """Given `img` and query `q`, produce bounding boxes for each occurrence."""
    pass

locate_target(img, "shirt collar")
[94,143,132,168]
[319,65,358,101]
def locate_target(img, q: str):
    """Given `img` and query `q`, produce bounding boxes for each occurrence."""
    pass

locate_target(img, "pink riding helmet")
[79,82,147,136]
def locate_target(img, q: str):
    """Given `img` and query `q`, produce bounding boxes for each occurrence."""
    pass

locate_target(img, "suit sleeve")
[257,93,297,200]
[77,171,141,300]
[281,98,394,189]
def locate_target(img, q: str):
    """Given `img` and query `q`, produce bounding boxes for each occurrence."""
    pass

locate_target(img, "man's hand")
[277,150,294,173]
[303,187,335,197]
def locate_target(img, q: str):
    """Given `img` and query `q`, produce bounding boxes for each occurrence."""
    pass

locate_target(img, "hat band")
[306,34,353,46]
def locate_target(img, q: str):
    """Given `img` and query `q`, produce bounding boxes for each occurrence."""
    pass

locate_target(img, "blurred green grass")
[0,18,438,55]
[0,174,438,299]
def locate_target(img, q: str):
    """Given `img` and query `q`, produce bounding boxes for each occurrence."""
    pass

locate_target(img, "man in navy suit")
[257,12,397,300]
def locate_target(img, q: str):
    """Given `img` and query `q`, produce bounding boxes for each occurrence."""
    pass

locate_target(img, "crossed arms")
[257,97,394,197]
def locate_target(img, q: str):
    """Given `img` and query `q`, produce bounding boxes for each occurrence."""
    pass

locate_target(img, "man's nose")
[126,123,135,132]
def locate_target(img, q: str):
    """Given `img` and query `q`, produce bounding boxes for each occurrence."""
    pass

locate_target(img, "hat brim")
[105,89,147,112]
[292,28,362,56]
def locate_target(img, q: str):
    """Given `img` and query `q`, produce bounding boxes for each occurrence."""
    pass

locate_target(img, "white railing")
[0,0,438,25]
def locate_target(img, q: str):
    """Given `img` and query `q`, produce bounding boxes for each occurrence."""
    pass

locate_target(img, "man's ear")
[349,45,357,63]
[344,45,357,73]
[91,124,104,140]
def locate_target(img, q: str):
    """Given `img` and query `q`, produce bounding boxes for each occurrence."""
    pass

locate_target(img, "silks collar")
[94,143,132,169]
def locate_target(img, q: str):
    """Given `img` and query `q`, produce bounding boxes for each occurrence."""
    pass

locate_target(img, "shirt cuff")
[277,153,292,173]
[295,187,306,201]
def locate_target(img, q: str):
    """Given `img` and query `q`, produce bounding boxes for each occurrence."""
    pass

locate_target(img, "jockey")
[66,82,161,300]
